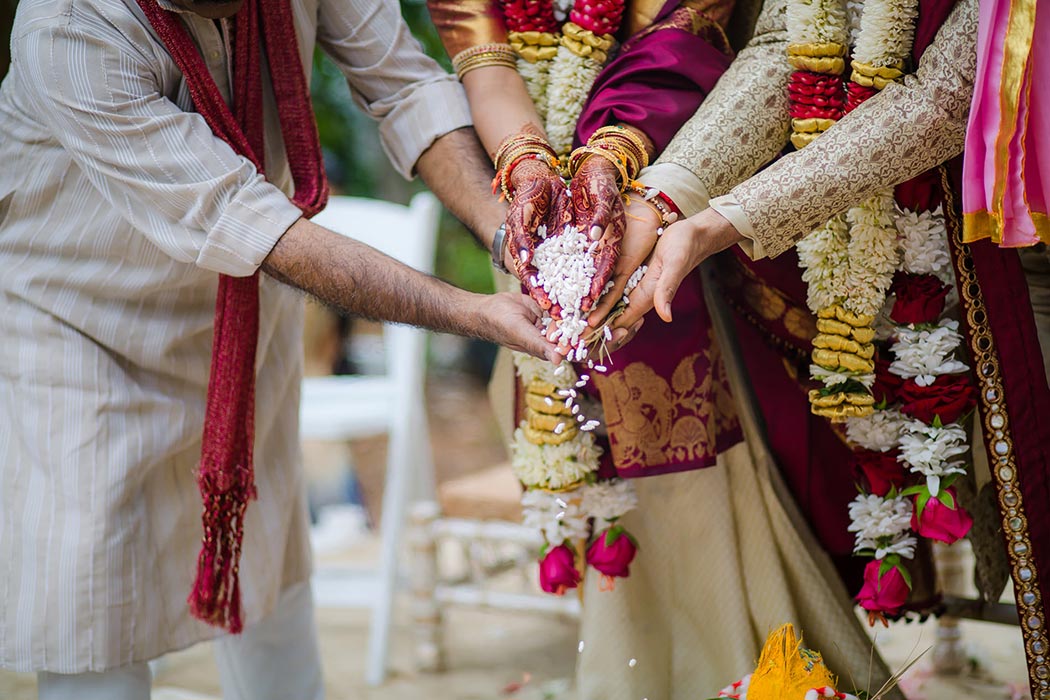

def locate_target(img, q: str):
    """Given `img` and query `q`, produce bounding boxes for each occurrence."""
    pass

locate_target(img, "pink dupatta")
[962,0,1048,246]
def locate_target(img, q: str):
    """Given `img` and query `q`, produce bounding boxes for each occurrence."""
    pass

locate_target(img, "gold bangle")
[451,43,518,80]
[568,146,630,191]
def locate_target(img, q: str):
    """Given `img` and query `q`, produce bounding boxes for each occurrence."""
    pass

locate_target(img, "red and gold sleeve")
[427,0,514,74]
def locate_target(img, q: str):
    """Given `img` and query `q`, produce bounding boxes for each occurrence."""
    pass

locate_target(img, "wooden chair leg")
[932,541,969,675]
[410,501,443,673]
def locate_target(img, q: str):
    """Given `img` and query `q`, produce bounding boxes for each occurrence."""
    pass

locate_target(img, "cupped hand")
[506,158,571,313]
[613,207,745,330]
[477,291,565,364]
[588,197,661,325]
[569,155,624,313]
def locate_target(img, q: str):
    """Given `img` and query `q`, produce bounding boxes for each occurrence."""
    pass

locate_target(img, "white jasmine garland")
[786,0,849,46]
[843,191,901,318]
[513,351,577,388]
[889,319,969,386]
[511,426,599,489]
[516,57,552,121]
[811,365,875,389]
[897,419,968,495]
[848,493,916,557]
[845,408,907,452]
[521,488,590,543]
[545,47,603,154]
[896,206,953,279]
[580,478,637,525]
[852,0,920,68]
[874,532,919,560]
[797,214,851,312]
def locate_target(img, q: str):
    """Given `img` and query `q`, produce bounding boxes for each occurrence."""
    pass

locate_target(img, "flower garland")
[514,353,639,595]
[502,0,561,120]
[494,0,645,595]
[544,0,625,154]
[789,0,977,622]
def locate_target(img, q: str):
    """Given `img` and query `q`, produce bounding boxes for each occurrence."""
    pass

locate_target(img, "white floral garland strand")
[544,47,604,155]
[851,0,920,68]
[785,0,849,45]
[517,56,553,122]
[843,191,900,319]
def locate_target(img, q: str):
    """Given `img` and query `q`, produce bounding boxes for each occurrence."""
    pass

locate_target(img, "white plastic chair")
[301,192,440,686]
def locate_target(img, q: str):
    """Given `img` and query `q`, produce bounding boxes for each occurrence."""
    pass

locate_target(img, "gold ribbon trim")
[963,209,1050,245]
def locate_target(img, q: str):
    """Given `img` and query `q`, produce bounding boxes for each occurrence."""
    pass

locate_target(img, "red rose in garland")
[898,373,976,425]
[856,560,909,617]
[538,544,581,595]
[852,449,907,496]
[586,526,638,586]
[911,489,973,544]
[872,356,904,406]
[889,273,951,325]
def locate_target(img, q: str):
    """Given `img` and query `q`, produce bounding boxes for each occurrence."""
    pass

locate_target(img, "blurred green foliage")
[310,0,494,294]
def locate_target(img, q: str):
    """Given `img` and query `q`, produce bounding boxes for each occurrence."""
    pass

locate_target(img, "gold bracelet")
[588,126,649,179]
[451,43,518,80]
[567,146,630,191]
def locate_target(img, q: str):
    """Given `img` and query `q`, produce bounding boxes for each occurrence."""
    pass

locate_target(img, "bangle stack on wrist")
[567,125,650,192]
[491,133,559,202]
[451,43,518,80]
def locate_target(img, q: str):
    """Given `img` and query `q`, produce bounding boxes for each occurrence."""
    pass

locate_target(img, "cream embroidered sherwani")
[0,0,471,673]
[643,0,978,255]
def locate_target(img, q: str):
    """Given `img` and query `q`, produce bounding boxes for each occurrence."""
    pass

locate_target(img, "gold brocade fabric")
[593,330,740,472]
[624,0,736,38]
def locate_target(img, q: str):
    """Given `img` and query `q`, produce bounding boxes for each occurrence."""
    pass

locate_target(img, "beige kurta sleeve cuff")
[638,163,710,217]
[197,173,304,277]
[377,78,473,179]
[708,194,767,260]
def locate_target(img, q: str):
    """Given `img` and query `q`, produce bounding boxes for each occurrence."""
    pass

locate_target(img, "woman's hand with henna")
[568,155,624,313]
[506,157,571,315]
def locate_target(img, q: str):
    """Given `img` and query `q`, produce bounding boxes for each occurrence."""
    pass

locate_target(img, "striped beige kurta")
[0,0,470,673]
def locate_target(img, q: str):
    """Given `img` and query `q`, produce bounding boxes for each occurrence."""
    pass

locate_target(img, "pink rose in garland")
[539,544,581,595]
[852,449,907,496]
[898,373,976,425]
[856,560,910,622]
[911,489,973,544]
[889,273,951,325]
[586,526,638,589]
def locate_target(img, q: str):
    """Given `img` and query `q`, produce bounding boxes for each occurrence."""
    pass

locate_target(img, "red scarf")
[136,0,328,633]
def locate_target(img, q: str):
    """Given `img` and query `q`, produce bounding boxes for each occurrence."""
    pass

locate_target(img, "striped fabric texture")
[0,0,470,672]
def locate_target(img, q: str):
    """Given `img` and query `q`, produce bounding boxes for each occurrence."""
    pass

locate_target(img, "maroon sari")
[565,0,745,478]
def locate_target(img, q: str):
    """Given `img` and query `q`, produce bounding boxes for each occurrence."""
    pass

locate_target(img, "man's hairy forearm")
[415,127,505,249]
[262,218,485,338]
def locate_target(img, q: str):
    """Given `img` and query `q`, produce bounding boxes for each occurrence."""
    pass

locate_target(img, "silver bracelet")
[491,222,509,273]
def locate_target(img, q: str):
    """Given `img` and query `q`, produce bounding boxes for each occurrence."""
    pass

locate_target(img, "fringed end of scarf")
[187,466,256,634]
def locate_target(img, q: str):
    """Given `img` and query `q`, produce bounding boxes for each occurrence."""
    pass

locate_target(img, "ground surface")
[0,373,1033,699]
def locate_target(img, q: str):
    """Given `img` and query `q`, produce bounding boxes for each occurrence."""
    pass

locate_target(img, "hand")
[588,197,661,325]
[506,158,572,313]
[475,291,565,363]
[614,207,745,329]
[569,155,624,313]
